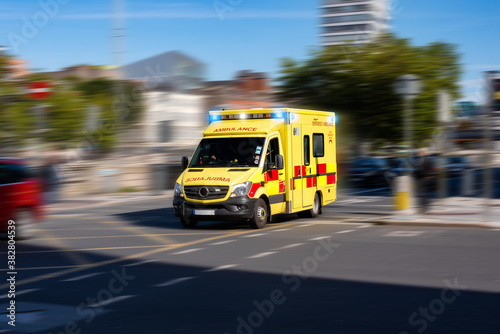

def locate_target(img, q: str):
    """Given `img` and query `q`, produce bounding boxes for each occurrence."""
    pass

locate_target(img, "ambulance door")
[301,125,316,208]
[264,136,286,215]
[291,125,303,210]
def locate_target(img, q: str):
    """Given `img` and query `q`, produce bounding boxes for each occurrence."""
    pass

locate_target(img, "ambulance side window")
[266,138,280,167]
[304,135,310,166]
[313,134,324,157]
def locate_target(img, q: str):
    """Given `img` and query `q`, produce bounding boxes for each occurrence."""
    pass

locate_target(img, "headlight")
[230,182,252,198]
[174,182,183,197]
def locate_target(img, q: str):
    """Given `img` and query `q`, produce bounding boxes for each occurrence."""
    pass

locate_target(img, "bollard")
[461,168,475,196]
[99,168,118,193]
[394,175,416,215]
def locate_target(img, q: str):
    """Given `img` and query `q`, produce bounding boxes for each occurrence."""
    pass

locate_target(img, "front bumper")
[173,196,258,221]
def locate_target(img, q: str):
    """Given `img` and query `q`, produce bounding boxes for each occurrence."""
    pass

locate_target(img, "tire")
[180,215,198,228]
[15,209,36,240]
[298,193,321,219]
[249,199,268,229]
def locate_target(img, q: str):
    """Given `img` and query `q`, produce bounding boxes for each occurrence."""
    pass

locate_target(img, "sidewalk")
[375,197,500,229]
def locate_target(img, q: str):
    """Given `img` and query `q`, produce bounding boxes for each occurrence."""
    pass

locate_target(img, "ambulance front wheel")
[298,193,321,219]
[180,215,198,228]
[249,199,268,229]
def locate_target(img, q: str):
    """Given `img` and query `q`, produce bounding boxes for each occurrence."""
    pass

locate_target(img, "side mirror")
[182,156,189,170]
[276,155,284,170]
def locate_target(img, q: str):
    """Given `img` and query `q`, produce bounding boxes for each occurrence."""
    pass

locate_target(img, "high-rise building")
[320,0,391,46]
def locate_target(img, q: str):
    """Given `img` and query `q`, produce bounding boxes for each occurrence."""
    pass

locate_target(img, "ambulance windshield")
[189,137,266,168]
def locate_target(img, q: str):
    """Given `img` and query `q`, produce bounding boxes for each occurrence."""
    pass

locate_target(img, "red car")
[0,158,43,238]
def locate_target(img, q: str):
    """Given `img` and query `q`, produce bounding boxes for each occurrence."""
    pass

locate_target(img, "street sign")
[395,74,421,99]
[28,81,51,99]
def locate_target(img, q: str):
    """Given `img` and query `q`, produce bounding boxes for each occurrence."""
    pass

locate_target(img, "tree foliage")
[277,33,462,146]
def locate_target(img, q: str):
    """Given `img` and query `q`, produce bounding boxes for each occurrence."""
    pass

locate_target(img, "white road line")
[336,230,354,234]
[242,233,267,238]
[309,236,331,241]
[210,240,236,245]
[0,288,39,300]
[357,225,370,229]
[278,243,305,250]
[297,224,309,228]
[272,228,291,232]
[385,231,425,237]
[86,295,134,308]
[155,277,196,287]
[204,264,239,272]
[171,248,204,255]
[247,252,276,259]
[123,259,157,267]
[61,272,104,282]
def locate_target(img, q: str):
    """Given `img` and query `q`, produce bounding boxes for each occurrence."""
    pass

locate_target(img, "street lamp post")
[394,75,422,215]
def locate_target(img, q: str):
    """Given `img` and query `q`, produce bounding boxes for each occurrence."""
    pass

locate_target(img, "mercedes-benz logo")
[199,187,209,198]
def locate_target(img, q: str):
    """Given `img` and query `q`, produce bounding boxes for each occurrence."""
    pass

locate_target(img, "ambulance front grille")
[184,186,229,200]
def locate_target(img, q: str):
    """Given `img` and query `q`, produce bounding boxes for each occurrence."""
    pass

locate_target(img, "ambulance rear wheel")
[250,199,268,229]
[180,216,198,228]
[298,193,321,219]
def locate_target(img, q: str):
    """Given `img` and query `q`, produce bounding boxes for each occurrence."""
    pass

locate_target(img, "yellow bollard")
[394,176,414,213]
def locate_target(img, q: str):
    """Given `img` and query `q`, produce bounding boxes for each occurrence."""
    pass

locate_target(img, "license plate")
[194,210,215,216]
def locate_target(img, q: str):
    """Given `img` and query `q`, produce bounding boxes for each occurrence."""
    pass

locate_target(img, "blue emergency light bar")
[209,110,287,124]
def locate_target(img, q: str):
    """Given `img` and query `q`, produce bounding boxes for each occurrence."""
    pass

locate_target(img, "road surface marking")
[204,264,239,272]
[336,230,354,234]
[86,295,134,308]
[297,224,309,228]
[247,252,276,259]
[61,272,103,282]
[0,289,39,300]
[309,236,331,241]
[172,248,204,255]
[242,233,267,238]
[343,187,390,196]
[155,277,196,287]
[210,240,236,245]
[272,228,291,232]
[385,231,425,237]
[123,259,157,267]
[357,225,370,229]
[277,243,305,250]
[0,224,294,291]
[33,233,221,241]
[37,228,90,266]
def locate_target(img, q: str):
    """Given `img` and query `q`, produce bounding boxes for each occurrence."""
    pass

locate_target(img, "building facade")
[320,0,390,46]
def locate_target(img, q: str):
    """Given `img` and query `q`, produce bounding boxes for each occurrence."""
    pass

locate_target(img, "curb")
[374,218,499,229]
[46,194,174,216]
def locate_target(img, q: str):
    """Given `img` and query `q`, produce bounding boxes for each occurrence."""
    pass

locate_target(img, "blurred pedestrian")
[414,148,435,213]
[40,157,62,204]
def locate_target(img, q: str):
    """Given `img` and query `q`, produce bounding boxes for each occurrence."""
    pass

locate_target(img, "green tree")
[277,33,461,146]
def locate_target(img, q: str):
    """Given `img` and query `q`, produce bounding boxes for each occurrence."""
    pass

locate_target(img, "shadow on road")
[2,241,499,334]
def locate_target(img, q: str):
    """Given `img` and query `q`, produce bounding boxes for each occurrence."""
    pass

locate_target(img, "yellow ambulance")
[173,108,337,229]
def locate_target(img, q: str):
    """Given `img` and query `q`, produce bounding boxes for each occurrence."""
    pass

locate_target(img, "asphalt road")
[1,197,500,334]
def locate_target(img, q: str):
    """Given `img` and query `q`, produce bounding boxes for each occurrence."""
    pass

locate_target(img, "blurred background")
[0,0,498,208]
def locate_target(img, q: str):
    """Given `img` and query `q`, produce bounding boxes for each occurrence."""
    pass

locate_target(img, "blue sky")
[1,0,499,102]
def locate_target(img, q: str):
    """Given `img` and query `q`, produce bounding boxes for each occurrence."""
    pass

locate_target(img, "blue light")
[209,114,220,124]
[273,112,284,119]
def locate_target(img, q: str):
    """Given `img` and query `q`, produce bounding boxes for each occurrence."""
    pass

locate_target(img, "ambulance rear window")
[313,134,324,157]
